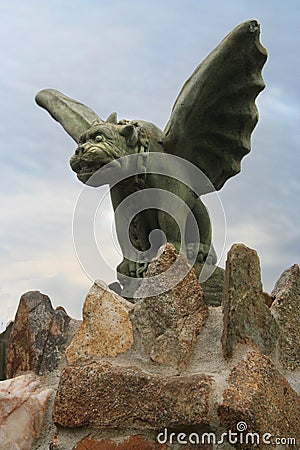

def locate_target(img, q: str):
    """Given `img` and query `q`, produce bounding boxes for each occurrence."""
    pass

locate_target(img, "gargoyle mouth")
[69,155,98,182]
[70,146,111,180]
[78,172,94,183]
[76,162,100,183]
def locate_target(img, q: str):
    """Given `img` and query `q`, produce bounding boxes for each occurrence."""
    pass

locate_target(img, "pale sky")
[1,0,299,323]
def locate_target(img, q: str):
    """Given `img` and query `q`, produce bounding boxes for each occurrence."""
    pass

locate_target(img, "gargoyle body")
[36,20,267,298]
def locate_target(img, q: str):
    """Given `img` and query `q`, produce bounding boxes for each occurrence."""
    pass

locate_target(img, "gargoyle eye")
[95,135,104,142]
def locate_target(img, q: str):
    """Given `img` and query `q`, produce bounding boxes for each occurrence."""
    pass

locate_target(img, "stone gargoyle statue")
[36,20,267,299]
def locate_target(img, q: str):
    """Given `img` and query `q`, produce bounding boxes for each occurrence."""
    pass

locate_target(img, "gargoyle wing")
[163,20,267,191]
[35,89,102,143]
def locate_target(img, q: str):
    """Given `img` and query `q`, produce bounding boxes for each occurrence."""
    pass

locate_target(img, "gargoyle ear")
[106,112,118,124]
[120,124,138,147]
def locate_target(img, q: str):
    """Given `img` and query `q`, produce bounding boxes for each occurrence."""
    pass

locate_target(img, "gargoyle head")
[70,118,139,184]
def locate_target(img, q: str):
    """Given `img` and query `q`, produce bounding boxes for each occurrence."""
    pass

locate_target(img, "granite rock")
[263,292,274,307]
[0,322,13,381]
[6,291,80,378]
[73,435,213,449]
[53,361,213,429]
[133,243,208,369]
[271,264,300,370]
[0,373,53,450]
[66,282,134,363]
[222,244,279,358]
[218,351,300,449]
[73,435,169,449]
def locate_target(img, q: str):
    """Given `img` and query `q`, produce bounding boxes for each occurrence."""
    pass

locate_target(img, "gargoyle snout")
[75,143,90,156]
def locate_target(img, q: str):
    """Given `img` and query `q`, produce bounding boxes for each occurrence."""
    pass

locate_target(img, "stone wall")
[1,243,299,449]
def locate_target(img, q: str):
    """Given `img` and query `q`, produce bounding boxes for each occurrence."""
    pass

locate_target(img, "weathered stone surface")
[66,282,134,363]
[6,291,80,378]
[73,435,169,449]
[133,243,208,369]
[37,21,267,302]
[0,322,13,381]
[49,434,59,450]
[73,435,213,449]
[0,373,53,450]
[271,264,300,370]
[222,244,279,358]
[53,361,213,429]
[263,291,274,307]
[218,351,300,449]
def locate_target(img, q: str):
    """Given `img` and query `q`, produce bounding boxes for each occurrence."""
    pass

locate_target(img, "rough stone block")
[53,361,213,429]
[6,291,80,378]
[73,435,169,449]
[0,373,53,450]
[133,243,208,369]
[66,282,134,363]
[218,351,300,449]
[0,322,13,381]
[72,435,213,449]
[271,264,300,370]
[222,244,279,358]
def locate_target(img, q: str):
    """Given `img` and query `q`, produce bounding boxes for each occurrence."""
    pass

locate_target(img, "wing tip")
[35,88,62,107]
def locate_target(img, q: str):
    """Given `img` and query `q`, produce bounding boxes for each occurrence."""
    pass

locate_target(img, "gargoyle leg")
[188,197,216,264]
[157,209,182,255]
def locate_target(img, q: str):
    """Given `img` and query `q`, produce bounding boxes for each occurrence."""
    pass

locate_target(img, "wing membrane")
[163,20,267,190]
